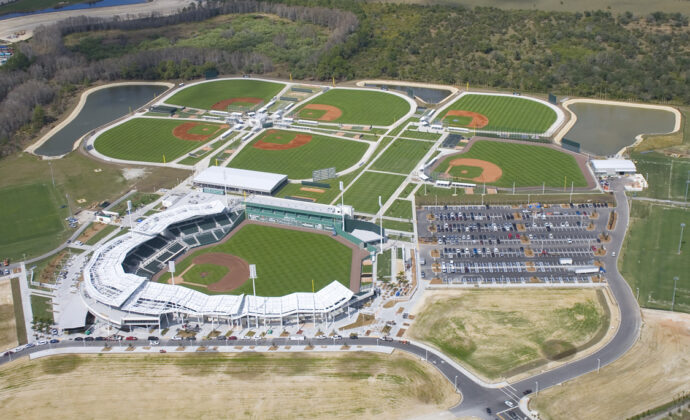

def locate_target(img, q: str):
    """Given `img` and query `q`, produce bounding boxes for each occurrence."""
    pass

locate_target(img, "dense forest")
[0,0,688,155]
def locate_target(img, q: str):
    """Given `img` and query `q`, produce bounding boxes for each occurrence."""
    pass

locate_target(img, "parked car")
[125,336,137,341]
[228,336,238,340]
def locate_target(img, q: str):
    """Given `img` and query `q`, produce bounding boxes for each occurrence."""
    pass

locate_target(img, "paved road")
[0,0,193,41]
[1,185,641,419]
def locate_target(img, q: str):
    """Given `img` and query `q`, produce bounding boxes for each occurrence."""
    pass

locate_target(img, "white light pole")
[454,375,458,392]
[597,358,601,373]
[678,223,685,255]
[671,276,679,312]
[379,196,383,252]
[340,181,345,230]
[536,381,539,396]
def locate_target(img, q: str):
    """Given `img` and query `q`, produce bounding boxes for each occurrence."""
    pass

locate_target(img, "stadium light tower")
[671,276,679,311]
[340,181,345,230]
[678,223,686,255]
[378,195,383,253]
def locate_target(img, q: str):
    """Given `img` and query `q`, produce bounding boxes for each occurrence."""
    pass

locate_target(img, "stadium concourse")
[78,187,383,330]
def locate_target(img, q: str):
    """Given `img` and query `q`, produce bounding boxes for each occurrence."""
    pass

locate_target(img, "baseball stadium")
[82,191,383,329]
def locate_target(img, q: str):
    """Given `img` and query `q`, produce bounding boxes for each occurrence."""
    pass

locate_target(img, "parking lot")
[417,202,615,286]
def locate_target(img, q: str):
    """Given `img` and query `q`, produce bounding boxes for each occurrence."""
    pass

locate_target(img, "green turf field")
[434,140,587,187]
[0,183,65,254]
[295,89,411,126]
[94,118,225,163]
[227,130,368,179]
[344,172,407,214]
[440,94,557,133]
[620,202,690,313]
[165,79,285,110]
[630,152,690,201]
[370,139,432,174]
[384,199,413,219]
[400,130,442,141]
[166,224,352,296]
[182,264,229,286]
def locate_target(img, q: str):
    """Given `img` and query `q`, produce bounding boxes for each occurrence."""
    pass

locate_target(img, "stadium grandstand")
[81,199,361,329]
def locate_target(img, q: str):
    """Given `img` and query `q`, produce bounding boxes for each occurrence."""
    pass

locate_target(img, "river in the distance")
[0,0,147,20]
[564,102,677,156]
[35,84,167,157]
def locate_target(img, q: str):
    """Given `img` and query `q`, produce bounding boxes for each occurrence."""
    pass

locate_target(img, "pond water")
[564,102,677,156]
[0,0,147,20]
[364,83,452,104]
[35,84,167,157]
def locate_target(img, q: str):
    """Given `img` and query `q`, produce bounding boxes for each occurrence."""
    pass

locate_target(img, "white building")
[193,167,288,196]
[590,159,637,176]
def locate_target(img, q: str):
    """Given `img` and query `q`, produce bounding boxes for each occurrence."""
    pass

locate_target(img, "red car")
[228,336,238,340]
[125,336,137,341]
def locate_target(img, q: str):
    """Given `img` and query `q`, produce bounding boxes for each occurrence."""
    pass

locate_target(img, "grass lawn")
[165,79,284,110]
[440,94,557,133]
[371,138,432,174]
[384,200,413,219]
[630,152,690,201]
[0,352,457,419]
[620,201,690,313]
[377,249,392,281]
[168,224,352,296]
[434,140,587,187]
[30,295,53,324]
[0,183,65,249]
[275,167,366,204]
[9,278,26,345]
[111,192,160,215]
[383,219,414,232]
[344,172,407,214]
[295,89,411,126]
[400,130,441,141]
[94,118,225,163]
[84,224,120,246]
[0,152,188,260]
[227,130,368,179]
[408,289,609,380]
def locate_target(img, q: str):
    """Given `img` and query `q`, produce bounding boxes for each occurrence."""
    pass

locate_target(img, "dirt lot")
[0,281,17,350]
[0,351,459,419]
[532,309,690,420]
[407,289,615,382]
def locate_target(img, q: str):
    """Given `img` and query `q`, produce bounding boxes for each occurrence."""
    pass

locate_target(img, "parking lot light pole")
[454,375,458,392]
[677,223,685,255]
[536,381,539,396]
[671,276,679,312]
[597,358,601,373]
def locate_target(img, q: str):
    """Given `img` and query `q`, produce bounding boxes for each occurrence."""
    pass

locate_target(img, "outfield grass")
[344,172,407,214]
[168,224,352,296]
[0,183,65,248]
[295,89,411,126]
[620,202,690,313]
[630,152,690,201]
[384,200,413,219]
[227,130,368,179]
[166,79,284,110]
[434,140,587,187]
[440,94,557,133]
[94,118,225,163]
[370,139,432,174]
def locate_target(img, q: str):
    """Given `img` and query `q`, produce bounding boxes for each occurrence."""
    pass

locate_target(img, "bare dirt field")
[532,309,690,420]
[407,288,615,382]
[0,351,459,419]
[0,281,17,350]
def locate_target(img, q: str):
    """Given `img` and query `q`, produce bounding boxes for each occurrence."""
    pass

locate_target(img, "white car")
[171,335,183,341]
[505,400,515,408]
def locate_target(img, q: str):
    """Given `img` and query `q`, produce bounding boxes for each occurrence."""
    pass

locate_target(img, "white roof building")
[193,167,288,195]
[246,195,353,218]
[591,159,636,175]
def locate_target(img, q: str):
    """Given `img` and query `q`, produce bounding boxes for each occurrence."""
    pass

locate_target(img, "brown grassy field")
[407,289,613,381]
[377,0,690,14]
[0,351,459,419]
[0,281,18,350]
[532,309,690,420]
